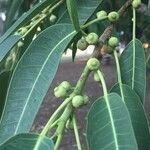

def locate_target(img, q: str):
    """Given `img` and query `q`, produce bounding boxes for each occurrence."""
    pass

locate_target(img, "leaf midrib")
[104,94,119,150]
[1,30,76,135]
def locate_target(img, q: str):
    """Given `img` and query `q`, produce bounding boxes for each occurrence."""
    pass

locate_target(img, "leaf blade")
[57,0,103,25]
[5,0,24,30]
[0,24,76,144]
[111,83,150,150]
[0,133,54,150]
[120,39,146,102]
[0,35,21,61]
[66,0,80,31]
[0,71,11,118]
[0,0,59,44]
[87,93,137,150]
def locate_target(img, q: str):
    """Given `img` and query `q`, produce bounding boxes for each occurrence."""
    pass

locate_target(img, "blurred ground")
[32,58,150,150]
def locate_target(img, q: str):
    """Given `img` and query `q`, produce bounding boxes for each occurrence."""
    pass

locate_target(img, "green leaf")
[0,133,54,150]
[57,0,103,24]
[0,24,76,144]
[66,0,80,31]
[0,35,21,61]
[5,0,24,30]
[111,83,150,150]
[148,0,150,16]
[0,0,59,44]
[87,93,137,150]
[0,71,11,118]
[120,39,146,102]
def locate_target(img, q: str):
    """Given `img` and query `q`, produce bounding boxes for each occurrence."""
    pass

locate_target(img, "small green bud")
[86,33,99,45]
[96,10,107,19]
[18,41,24,47]
[54,86,67,98]
[94,72,101,82]
[60,81,71,91]
[108,37,119,47]
[77,38,88,50]
[108,11,119,22]
[132,0,141,9]
[49,14,57,23]
[72,95,85,108]
[87,58,100,71]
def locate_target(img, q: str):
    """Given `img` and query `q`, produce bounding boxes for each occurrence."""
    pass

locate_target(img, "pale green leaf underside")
[0,24,76,144]
[111,83,150,150]
[0,133,54,150]
[120,39,146,102]
[87,93,137,150]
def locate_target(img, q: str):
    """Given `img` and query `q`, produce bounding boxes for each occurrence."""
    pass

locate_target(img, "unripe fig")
[106,45,114,54]
[72,95,85,108]
[85,33,99,45]
[132,0,141,9]
[77,38,88,50]
[96,10,107,19]
[108,11,119,22]
[54,86,67,98]
[94,72,101,82]
[108,37,119,47]
[60,81,71,91]
[49,14,57,23]
[87,58,100,71]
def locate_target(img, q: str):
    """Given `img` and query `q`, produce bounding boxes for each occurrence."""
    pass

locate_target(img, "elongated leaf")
[87,93,137,150]
[0,133,54,150]
[0,24,76,144]
[0,35,21,61]
[0,0,59,44]
[66,0,80,31]
[5,0,24,30]
[111,83,150,150]
[57,0,103,24]
[120,39,146,102]
[0,71,11,118]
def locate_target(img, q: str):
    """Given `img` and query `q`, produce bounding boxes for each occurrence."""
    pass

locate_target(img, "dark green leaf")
[66,0,80,31]
[0,24,76,144]
[0,133,54,150]
[111,83,150,150]
[57,0,103,24]
[5,0,24,30]
[0,0,59,44]
[120,39,146,102]
[0,35,21,61]
[0,71,11,118]
[148,0,150,16]
[87,93,137,150]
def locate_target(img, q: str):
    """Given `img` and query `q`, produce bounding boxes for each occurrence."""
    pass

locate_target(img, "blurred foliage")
[1,0,149,44]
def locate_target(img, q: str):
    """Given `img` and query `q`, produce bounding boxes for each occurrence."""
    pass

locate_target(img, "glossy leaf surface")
[87,93,137,150]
